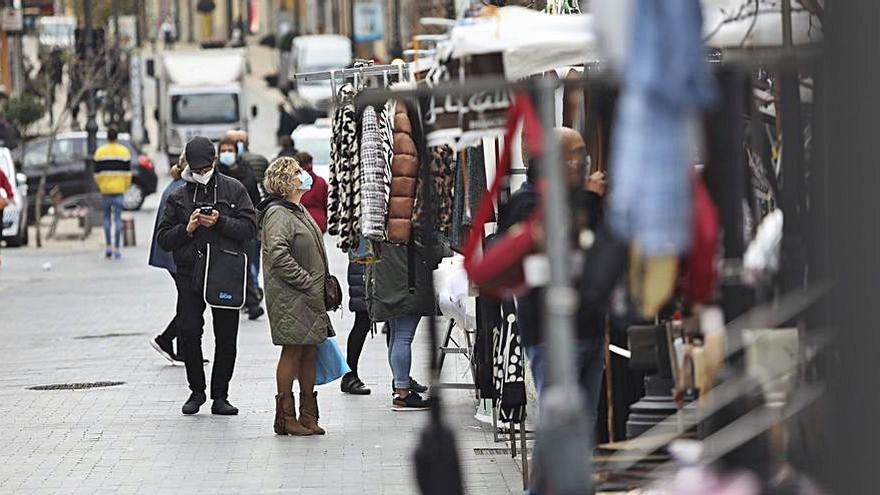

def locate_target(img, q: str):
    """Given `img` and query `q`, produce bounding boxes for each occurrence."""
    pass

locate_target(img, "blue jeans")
[102,194,124,249]
[387,315,421,389]
[525,334,605,425]
[250,240,262,283]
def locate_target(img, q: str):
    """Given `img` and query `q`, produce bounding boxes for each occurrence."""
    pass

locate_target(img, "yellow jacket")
[93,142,133,195]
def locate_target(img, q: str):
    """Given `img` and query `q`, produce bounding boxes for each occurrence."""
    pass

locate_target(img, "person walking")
[258,156,333,436]
[93,127,132,259]
[217,136,265,321]
[367,243,436,411]
[295,151,328,233]
[149,158,186,364]
[340,262,371,395]
[157,137,257,416]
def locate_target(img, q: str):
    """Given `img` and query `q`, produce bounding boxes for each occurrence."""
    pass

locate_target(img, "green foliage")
[3,94,46,134]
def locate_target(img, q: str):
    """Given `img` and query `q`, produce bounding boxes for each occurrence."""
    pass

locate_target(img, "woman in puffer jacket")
[340,262,372,395]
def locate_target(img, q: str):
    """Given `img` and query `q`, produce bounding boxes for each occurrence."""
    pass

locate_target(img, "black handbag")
[324,273,343,311]
[200,244,248,310]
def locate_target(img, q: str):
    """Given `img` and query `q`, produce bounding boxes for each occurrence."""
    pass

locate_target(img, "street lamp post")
[83,0,98,161]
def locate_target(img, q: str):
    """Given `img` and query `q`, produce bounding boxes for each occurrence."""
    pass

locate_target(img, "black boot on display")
[340,372,372,395]
[182,392,207,415]
[211,399,239,416]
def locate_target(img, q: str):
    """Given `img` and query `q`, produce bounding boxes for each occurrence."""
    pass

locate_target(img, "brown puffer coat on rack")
[388,102,419,243]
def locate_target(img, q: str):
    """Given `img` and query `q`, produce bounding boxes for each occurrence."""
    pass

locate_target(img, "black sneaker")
[211,399,239,416]
[392,392,431,411]
[248,306,265,321]
[150,336,178,364]
[391,377,429,394]
[182,392,207,415]
[409,377,428,394]
[341,372,372,395]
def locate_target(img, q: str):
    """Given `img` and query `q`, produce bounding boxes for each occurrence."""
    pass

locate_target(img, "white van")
[290,35,352,113]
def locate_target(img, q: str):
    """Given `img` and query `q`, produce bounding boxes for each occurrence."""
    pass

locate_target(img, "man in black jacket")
[157,137,258,416]
[498,127,607,419]
[217,136,264,321]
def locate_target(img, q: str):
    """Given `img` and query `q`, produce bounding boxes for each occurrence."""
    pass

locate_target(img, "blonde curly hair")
[170,151,186,180]
[263,156,303,198]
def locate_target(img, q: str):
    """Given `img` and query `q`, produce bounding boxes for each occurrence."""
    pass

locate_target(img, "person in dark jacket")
[276,136,297,159]
[148,159,187,364]
[340,262,371,395]
[498,127,607,419]
[157,136,258,416]
[367,243,437,411]
[295,151,329,233]
[218,136,264,321]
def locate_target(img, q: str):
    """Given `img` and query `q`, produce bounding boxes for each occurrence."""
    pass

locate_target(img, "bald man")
[497,126,606,424]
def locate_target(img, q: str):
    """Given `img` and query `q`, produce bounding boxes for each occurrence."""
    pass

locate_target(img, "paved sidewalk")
[0,193,523,494]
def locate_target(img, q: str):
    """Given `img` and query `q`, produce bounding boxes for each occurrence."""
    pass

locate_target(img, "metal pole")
[391,0,401,57]
[781,0,794,50]
[84,0,98,159]
[349,0,356,53]
[533,77,593,494]
[112,0,121,46]
[187,0,195,42]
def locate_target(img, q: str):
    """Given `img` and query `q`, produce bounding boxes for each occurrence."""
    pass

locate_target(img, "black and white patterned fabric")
[328,84,361,251]
[359,105,388,241]
[493,302,526,424]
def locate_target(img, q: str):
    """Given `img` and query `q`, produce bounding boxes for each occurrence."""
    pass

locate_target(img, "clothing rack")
[293,63,413,83]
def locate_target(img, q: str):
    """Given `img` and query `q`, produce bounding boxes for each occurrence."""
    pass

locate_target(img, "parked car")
[0,147,28,247]
[290,119,331,180]
[19,132,157,214]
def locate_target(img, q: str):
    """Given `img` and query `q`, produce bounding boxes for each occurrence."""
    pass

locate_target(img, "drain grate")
[474,448,532,456]
[27,381,126,391]
[74,332,147,340]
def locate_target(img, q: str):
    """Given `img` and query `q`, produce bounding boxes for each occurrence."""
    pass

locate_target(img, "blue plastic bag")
[315,337,351,386]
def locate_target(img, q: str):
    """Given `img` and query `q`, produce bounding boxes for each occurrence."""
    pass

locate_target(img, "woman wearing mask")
[258,157,333,436]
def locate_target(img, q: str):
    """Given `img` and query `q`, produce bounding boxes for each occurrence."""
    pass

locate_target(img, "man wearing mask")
[498,127,607,416]
[225,130,270,192]
[157,137,258,416]
[217,136,264,321]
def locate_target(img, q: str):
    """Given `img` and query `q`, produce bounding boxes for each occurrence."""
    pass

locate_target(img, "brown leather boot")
[299,391,326,435]
[275,393,313,436]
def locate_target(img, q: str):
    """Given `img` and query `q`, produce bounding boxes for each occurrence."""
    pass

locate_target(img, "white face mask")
[192,167,214,185]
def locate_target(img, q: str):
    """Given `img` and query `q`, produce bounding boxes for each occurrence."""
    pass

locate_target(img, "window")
[171,93,240,125]
[21,138,80,169]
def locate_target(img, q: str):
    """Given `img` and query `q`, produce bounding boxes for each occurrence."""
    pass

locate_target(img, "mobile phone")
[199,206,215,215]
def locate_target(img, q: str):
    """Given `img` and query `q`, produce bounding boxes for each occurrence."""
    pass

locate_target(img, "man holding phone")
[157,137,257,416]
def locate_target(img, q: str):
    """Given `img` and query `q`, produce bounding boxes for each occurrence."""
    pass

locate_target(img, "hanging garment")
[493,302,526,424]
[328,84,361,251]
[608,0,716,257]
[388,102,420,243]
[359,105,389,241]
[413,145,456,235]
[449,155,468,251]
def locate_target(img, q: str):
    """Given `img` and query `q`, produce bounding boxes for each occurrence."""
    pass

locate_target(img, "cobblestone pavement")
[0,190,523,494]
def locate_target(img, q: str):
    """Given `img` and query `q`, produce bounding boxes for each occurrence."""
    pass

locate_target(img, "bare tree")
[30,46,124,247]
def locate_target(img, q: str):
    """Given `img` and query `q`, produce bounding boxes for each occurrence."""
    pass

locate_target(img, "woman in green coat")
[259,157,334,436]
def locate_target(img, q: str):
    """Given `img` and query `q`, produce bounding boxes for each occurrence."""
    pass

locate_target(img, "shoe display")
[211,399,239,416]
[182,392,207,415]
[150,336,178,364]
[392,392,431,411]
[340,372,371,395]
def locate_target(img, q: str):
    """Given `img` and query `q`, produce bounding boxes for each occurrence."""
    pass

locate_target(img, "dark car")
[19,131,157,213]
